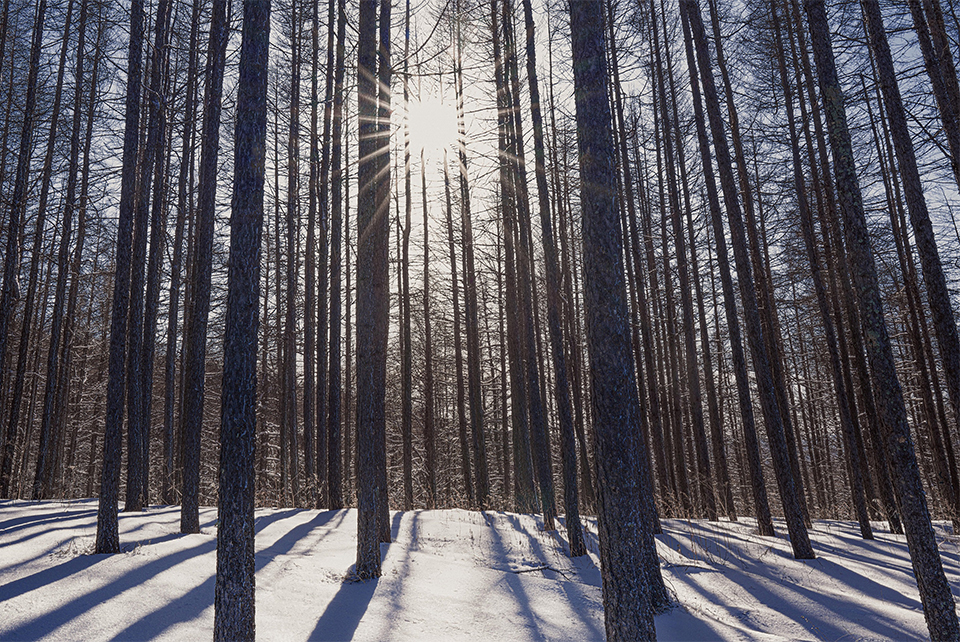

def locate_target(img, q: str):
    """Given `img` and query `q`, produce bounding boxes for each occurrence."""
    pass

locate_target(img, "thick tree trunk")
[803,2,957,637]
[355,0,390,579]
[569,0,659,636]
[214,3,270,639]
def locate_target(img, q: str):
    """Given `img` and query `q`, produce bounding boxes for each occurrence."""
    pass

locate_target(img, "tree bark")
[181,0,230,533]
[803,2,957,637]
[569,0,658,636]
[96,0,141,554]
[214,2,270,639]
[683,0,812,557]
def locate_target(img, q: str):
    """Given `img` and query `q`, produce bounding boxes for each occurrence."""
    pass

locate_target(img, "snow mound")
[0,500,956,640]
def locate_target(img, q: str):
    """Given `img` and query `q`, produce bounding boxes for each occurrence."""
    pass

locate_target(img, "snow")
[0,499,957,640]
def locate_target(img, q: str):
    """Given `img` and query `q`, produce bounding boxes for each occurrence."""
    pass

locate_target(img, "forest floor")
[0,499,957,641]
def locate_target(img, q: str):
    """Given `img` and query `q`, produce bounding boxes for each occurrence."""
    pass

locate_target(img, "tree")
[860,0,960,420]
[569,0,656,638]
[283,0,302,506]
[215,1,271,638]
[327,0,347,511]
[163,0,202,506]
[181,0,230,533]
[455,1,488,509]
[0,0,48,498]
[355,0,390,580]
[803,2,958,637]
[682,0,813,559]
[906,0,958,180]
[24,0,76,501]
[769,0,871,539]
[522,0,583,554]
[96,0,143,555]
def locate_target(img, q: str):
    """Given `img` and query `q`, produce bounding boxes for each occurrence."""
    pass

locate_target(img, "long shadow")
[109,574,215,641]
[308,575,379,641]
[484,514,551,642]
[306,511,399,641]
[2,521,102,554]
[6,513,219,570]
[660,527,922,640]
[377,511,417,635]
[1,537,216,640]
[0,554,106,604]
[0,508,97,536]
[253,508,302,534]
[255,510,345,571]
[390,510,402,540]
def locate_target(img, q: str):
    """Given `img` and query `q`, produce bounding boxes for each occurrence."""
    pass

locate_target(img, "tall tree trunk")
[355,0,389,579]
[399,0,413,513]
[683,0,810,555]
[420,143,436,509]
[139,0,175,508]
[803,2,958,637]
[456,3,488,509]
[215,2,270,639]
[18,0,74,501]
[707,0,809,523]
[96,0,141,554]
[163,0,202,506]
[501,0,555,528]
[444,149,473,507]
[788,0,902,533]
[0,0,48,498]
[907,0,959,180]
[374,0,392,541]
[181,0,230,533]
[306,0,321,506]
[546,21,595,511]
[285,1,301,505]
[521,0,583,554]
[327,0,346,510]
[771,0,871,538]
[861,0,960,419]
[652,0,714,520]
[569,0,657,636]
[491,0,535,514]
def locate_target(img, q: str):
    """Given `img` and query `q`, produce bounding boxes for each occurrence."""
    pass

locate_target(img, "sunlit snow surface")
[0,500,957,640]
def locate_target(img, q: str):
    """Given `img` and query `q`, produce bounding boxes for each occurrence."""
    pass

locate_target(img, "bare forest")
[0,0,957,639]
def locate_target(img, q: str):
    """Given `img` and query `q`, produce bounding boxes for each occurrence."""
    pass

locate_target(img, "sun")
[405,95,459,156]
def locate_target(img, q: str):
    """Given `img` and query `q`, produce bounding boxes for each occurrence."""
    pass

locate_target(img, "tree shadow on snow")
[1,537,217,640]
[255,510,346,571]
[307,513,400,642]
[0,507,97,540]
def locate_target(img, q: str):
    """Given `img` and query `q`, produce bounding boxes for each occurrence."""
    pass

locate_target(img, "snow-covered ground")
[0,499,957,640]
